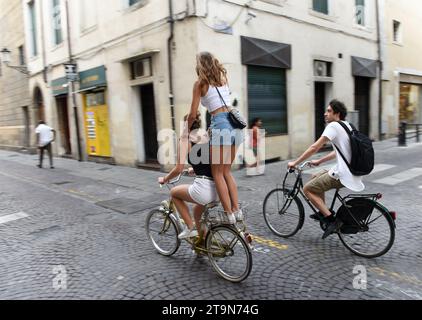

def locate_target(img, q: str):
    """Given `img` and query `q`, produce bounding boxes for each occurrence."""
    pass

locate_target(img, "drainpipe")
[168,0,177,163]
[65,0,82,161]
[39,0,48,83]
[376,0,383,140]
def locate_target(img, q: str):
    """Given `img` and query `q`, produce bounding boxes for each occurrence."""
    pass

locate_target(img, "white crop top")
[201,85,231,113]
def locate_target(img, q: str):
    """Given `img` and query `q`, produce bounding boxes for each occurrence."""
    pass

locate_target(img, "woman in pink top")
[185,52,244,224]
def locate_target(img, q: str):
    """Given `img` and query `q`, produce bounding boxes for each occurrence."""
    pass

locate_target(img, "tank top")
[200,85,231,113]
[188,143,212,178]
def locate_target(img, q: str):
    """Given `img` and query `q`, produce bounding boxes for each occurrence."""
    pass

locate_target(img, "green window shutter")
[313,0,329,14]
[247,66,288,135]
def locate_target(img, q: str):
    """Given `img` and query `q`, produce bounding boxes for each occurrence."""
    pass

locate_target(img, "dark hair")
[249,118,261,129]
[184,113,201,131]
[329,99,347,121]
[38,120,46,125]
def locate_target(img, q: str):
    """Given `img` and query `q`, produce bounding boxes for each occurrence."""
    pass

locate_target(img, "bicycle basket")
[337,199,375,234]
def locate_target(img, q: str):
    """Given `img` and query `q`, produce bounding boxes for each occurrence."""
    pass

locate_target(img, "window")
[129,0,141,5]
[355,0,365,26]
[312,0,328,15]
[18,46,26,65]
[393,20,402,43]
[52,0,63,45]
[248,66,288,135]
[28,1,38,57]
[130,57,152,80]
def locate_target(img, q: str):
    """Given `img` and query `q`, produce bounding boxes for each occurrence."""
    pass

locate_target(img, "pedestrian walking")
[35,120,56,169]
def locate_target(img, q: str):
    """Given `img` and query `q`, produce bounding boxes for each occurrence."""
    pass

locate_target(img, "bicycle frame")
[281,163,384,228]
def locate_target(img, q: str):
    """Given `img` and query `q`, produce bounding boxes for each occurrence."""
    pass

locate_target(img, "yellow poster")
[83,91,111,157]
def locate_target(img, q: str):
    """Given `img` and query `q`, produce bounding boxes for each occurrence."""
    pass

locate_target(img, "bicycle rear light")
[389,211,397,220]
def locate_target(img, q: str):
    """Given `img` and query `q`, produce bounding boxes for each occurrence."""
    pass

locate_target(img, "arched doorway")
[33,86,45,123]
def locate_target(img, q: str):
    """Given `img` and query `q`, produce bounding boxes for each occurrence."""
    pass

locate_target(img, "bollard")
[417,125,420,143]
[398,122,407,147]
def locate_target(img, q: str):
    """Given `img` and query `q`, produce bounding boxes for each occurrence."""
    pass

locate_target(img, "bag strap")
[332,121,352,169]
[215,87,230,111]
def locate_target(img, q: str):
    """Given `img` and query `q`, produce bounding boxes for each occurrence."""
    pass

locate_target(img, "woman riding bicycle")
[158,113,218,240]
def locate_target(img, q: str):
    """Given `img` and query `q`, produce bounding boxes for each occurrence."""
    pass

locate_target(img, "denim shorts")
[210,112,244,146]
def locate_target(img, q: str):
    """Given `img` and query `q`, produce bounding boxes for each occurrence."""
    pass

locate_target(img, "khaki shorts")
[305,170,344,198]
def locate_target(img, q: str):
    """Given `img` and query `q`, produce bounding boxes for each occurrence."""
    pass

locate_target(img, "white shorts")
[188,178,219,206]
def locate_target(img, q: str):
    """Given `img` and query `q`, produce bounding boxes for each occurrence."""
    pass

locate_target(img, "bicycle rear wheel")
[206,226,252,283]
[338,201,395,258]
[263,188,304,238]
[146,209,181,256]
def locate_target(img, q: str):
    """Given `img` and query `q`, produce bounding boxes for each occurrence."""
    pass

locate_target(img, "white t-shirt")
[322,121,365,192]
[35,124,54,147]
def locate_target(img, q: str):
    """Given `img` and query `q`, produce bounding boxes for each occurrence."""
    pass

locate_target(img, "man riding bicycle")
[288,100,365,239]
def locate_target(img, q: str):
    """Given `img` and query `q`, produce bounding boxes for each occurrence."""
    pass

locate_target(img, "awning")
[117,49,160,63]
[51,77,68,96]
[79,66,107,91]
[241,36,291,69]
[74,86,106,94]
[352,56,378,78]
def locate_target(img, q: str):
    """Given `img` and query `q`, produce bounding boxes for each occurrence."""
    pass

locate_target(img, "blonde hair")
[196,52,228,87]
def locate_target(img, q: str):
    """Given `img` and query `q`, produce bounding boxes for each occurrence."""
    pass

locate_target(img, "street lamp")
[1,47,29,75]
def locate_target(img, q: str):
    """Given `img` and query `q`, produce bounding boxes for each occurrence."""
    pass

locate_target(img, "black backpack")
[333,121,374,176]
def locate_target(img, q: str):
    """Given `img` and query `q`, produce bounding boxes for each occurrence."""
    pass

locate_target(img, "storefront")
[78,66,112,158]
[400,81,422,124]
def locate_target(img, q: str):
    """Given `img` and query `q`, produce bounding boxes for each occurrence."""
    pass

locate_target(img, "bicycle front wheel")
[263,188,304,238]
[338,202,395,258]
[206,226,252,283]
[146,209,181,256]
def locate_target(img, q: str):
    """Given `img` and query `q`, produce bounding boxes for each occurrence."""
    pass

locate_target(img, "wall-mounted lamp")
[1,47,29,75]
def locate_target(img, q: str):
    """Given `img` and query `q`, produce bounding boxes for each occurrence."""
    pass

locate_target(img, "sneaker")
[50,166,55,169]
[322,219,343,240]
[310,210,335,221]
[178,227,198,240]
[310,211,325,221]
[227,213,237,225]
[37,164,42,168]
[234,209,244,222]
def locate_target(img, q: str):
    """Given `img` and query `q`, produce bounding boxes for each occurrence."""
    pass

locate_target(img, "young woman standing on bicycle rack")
[158,114,218,240]
[186,52,244,225]
[288,100,365,239]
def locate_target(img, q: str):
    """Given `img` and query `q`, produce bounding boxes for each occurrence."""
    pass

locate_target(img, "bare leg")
[211,145,233,214]
[193,204,206,239]
[223,144,240,212]
[171,185,197,229]
[303,186,331,217]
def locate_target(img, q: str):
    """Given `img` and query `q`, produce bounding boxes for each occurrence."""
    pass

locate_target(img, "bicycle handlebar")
[287,161,313,173]
[160,169,190,188]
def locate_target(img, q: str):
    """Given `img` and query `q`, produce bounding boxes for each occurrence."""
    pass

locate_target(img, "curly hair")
[196,52,228,87]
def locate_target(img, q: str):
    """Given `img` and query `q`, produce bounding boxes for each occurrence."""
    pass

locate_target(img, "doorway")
[22,106,30,147]
[34,87,45,123]
[56,96,72,155]
[355,77,370,136]
[140,84,158,162]
[314,82,327,140]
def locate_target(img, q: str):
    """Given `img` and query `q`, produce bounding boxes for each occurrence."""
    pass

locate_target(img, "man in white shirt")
[35,120,56,169]
[288,100,365,239]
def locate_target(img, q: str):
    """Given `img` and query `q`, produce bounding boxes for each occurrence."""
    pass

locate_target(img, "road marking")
[370,164,396,175]
[252,235,288,251]
[373,168,422,186]
[0,212,29,225]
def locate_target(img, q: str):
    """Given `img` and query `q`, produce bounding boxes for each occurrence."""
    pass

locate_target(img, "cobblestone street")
[0,139,421,300]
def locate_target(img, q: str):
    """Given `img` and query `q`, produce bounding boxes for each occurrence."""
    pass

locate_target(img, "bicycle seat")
[205,201,220,209]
